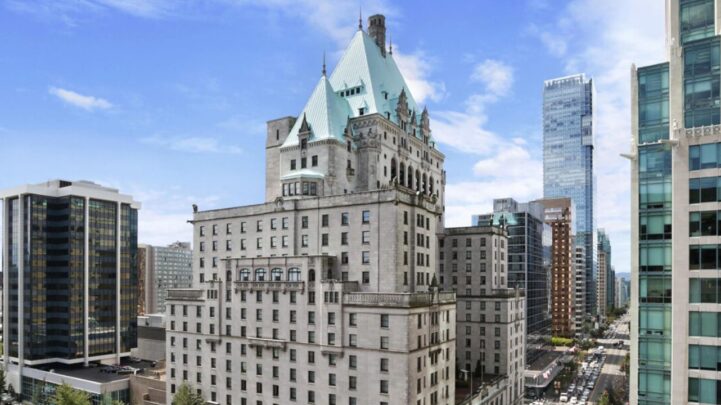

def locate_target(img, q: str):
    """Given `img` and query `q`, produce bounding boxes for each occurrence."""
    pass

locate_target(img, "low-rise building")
[439,225,525,405]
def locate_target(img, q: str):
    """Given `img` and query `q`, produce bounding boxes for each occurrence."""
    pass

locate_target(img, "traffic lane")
[589,347,625,403]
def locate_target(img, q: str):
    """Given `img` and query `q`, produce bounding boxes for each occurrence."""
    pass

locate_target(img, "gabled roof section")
[283,75,351,147]
[330,30,419,122]
[282,29,426,147]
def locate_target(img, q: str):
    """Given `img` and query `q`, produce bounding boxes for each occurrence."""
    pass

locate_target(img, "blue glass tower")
[543,74,597,316]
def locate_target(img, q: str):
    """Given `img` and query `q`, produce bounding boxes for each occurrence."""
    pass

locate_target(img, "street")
[535,314,629,405]
[589,315,630,404]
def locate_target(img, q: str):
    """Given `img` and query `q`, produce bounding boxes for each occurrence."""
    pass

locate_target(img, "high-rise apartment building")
[543,74,597,316]
[573,244,586,333]
[165,15,456,405]
[0,179,140,402]
[597,229,612,319]
[536,198,575,338]
[139,242,193,314]
[630,1,721,403]
[438,225,526,405]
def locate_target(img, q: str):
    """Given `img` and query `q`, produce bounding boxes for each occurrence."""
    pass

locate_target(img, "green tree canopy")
[171,383,205,405]
[53,383,91,405]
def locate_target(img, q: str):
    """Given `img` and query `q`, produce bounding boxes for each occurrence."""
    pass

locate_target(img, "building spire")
[389,33,392,55]
[322,50,326,76]
[358,6,363,30]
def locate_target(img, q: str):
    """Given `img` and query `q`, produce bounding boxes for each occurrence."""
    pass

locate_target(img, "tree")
[101,393,126,405]
[53,383,91,405]
[171,383,205,405]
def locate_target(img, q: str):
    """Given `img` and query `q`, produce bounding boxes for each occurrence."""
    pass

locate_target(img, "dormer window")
[300,138,307,150]
[359,108,365,116]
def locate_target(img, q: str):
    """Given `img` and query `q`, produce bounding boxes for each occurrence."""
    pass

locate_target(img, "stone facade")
[166,14,456,405]
[439,226,526,404]
[166,190,456,405]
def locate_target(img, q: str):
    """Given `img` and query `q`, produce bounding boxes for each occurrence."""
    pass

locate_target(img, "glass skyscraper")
[543,73,597,316]
[475,198,550,360]
[630,1,721,403]
[1,180,139,366]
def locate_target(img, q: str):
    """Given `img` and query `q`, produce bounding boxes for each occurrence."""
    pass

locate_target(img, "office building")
[615,276,629,309]
[0,179,140,403]
[438,225,526,405]
[474,198,550,350]
[165,14,456,405]
[543,73,597,316]
[139,242,193,314]
[630,1,721,403]
[597,229,612,319]
[536,198,575,338]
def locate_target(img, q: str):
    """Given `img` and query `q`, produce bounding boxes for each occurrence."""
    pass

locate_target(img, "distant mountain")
[615,272,630,281]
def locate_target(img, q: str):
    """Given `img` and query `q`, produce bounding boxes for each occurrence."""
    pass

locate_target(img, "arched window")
[309,269,316,282]
[255,268,266,281]
[239,268,250,281]
[288,267,301,281]
[271,268,283,281]
[407,165,413,188]
[429,176,434,195]
[415,170,421,191]
[399,163,406,186]
[422,173,427,194]
[390,158,397,181]
[226,270,232,282]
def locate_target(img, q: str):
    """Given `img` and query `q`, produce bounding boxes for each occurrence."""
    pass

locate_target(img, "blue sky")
[0,0,667,274]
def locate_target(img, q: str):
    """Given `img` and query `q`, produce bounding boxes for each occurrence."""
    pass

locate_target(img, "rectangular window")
[362,251,370,264]
[362,231,370,244]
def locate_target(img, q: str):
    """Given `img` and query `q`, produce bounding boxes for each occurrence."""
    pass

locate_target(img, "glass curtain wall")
[637,62,672,404]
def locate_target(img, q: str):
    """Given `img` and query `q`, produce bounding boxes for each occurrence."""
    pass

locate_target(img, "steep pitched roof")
[282,30,424,147]
[283,75,351,147]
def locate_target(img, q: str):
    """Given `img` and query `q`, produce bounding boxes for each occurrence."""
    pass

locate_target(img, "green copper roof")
[283,30,423,147]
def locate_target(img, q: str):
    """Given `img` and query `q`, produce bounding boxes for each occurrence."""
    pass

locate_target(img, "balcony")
[234,281,304,294]
[343,291,455,308]
[166,289,204,301]
[247,337,287,351]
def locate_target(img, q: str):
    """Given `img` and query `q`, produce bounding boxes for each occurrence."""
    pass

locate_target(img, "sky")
[0,0,668,275]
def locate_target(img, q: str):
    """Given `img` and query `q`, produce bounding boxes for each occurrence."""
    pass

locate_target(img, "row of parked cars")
[559,346,605,404]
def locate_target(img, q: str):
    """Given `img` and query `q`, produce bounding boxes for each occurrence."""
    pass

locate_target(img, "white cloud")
[141,135,243,154]
[470,59,514,97]
[430,58,543,227]
[393,48,446,104]
[527,24,568,57]
[49,86,112,111]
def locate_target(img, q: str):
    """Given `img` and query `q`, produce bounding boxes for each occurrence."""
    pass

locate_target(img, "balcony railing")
[684,124,721,138]
[343,291,455,308]
[166,289,204,301]
[234,281,305,293]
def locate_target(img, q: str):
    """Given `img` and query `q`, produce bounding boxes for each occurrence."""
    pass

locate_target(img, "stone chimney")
[368,14,386,57]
